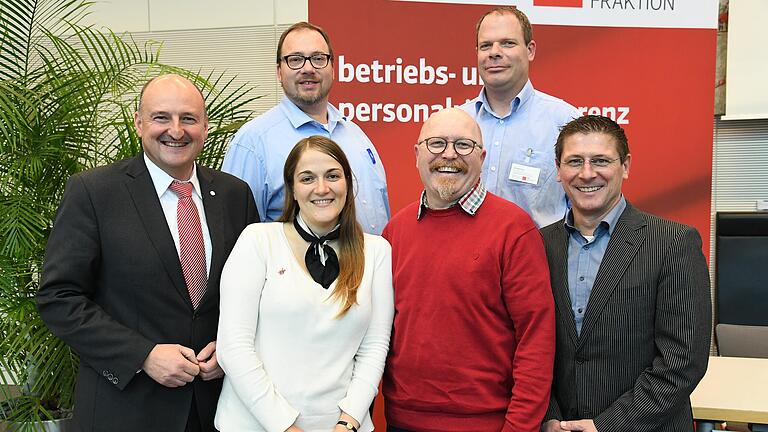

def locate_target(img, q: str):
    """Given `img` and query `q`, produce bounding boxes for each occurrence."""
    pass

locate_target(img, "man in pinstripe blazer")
[540,115,711,432]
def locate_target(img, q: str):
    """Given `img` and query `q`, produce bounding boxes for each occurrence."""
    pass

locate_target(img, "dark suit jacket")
[540,202,711,432]
[37,155,258,432]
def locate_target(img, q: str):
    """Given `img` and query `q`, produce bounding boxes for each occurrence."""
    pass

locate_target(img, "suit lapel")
[123,156,193,310]
[198,166,225,309]
[549,223,580,345]
[578,204,646,345]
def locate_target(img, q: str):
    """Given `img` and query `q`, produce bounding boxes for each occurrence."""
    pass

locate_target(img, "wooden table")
[690,356,768,431]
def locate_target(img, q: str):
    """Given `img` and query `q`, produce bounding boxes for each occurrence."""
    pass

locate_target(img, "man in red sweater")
[381,107,555,432]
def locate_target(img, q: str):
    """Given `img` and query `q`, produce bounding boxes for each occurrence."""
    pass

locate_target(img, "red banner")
[309,0,716,244]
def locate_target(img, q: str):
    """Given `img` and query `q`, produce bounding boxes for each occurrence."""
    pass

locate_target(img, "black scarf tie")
[293,215,340,289]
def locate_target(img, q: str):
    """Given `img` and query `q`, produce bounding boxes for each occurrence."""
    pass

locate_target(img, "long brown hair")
[278,136,365,317]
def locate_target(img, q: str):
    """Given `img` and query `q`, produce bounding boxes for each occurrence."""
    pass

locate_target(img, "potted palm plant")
[0,0,259,429]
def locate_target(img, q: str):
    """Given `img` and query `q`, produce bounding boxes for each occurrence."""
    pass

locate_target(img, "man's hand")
[542,419,566,431]
[142,344,200,387]
[560,419,597,432]
[196,340,224,381]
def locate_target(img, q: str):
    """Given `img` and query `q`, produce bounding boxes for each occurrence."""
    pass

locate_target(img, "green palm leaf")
[1,0,259,426]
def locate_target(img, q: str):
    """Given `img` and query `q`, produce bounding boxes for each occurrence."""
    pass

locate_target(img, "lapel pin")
[209,190,216,196]
[278,268,286,275]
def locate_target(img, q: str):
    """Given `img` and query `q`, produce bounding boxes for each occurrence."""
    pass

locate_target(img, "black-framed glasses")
[559,156,621,170]
[281,53,332,70]
[418,137,479,156]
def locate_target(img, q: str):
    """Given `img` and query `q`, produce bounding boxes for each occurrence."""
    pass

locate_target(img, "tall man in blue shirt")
[223,22,390,234]
[462,7,579,227]
[540,115,710,432]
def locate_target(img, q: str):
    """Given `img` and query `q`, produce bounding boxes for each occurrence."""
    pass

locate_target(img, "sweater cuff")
[338,381,378,426]
[251,391,299,432]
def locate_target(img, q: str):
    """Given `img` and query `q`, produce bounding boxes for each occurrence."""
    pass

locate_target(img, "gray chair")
[715,212,768,358]
[715,323,768,358]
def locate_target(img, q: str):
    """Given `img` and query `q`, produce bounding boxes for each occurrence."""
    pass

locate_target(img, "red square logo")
[533,0,582,7]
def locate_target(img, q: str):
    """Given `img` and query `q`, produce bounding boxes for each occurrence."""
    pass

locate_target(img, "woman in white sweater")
[215,136,394,432]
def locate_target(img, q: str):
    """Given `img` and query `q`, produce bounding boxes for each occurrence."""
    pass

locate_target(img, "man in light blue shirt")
[564,196,625,334]
[223,22,389,234]
[462,7,579,227]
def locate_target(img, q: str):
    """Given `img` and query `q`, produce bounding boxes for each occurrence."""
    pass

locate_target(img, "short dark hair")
[138,74,207,119]
[475,6,533,47]
[276,22,334,64]
[555,115,630,162]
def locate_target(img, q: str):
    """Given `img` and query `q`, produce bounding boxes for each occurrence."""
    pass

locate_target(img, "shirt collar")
[474,79,534,119]
[417,179,487,220]
[564,195,627,237]
[279,95,342,132]
[143,153,202,200]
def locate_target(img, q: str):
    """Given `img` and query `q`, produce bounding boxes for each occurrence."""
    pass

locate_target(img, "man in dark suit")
[540,115,711,432]
[37,74,258,431]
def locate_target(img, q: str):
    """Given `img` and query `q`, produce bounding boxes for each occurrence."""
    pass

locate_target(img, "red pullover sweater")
[382,193,555,432]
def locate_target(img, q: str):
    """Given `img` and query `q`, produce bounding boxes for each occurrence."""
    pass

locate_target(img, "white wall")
[724,0,768,119]
[85,0,308,32]
[83,1,308,116]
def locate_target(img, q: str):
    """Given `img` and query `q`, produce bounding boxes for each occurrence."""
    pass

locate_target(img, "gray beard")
[436,179,457,202]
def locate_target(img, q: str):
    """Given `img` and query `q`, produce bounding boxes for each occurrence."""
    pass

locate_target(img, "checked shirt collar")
[417,179,487,220]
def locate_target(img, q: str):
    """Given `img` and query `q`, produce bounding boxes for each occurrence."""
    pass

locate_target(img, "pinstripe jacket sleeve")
[542,203,712,432]
[593,223,711,431]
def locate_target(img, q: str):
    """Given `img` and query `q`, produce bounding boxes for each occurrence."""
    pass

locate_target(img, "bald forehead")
[420,108,482,144]
[139,74,207,116]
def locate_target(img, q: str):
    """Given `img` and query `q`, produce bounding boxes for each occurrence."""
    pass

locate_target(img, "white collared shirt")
[143,154,212,276]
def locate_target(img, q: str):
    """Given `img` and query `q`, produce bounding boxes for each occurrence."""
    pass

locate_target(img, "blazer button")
[102,370,108,377]
[112,378,119,385]
[107,373,114,380]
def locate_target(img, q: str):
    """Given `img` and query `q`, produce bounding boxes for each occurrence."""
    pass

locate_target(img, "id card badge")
[508,163,541,185]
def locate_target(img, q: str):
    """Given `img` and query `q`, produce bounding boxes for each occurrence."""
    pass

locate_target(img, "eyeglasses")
[418,137,480,156]
[281,53,332,70]
[559,156,621,170]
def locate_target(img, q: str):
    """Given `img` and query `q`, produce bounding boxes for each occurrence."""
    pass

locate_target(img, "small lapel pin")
[278,268,286,275]
[209,190,216,196]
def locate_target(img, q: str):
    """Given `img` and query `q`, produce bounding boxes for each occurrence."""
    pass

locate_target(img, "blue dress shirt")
[564,196,627,334]
[461,80,580,227]
[222,96,390,234]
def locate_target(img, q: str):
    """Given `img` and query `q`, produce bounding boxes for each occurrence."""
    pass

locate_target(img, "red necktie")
[169,181,207,309]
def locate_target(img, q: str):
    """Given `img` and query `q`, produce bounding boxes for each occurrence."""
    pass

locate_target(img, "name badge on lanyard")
[509,163,540,185]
